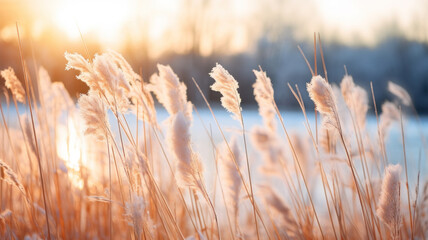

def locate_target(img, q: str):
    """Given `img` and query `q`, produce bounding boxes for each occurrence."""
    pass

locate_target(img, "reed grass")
[0,35,426,240]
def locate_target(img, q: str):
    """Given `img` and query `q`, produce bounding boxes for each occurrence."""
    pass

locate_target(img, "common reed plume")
[253,69,276,132]
[379,101,401,139]
[0,158,27,198]
[66,52,132,112]
[107,50,141,84]
[251,126,284,176]
[340,75,369,129]
[106,50,155,119]
[125,146,149,176]
[252,68,285,176]
[259,185,299,238]
[388,81,412,106]
[218,136,242,226]
[149,64,192,120]
[125,193,147,240]
[65,52,98,90]
[377,164,402,238]
[1,67,26,103]
[210,63,262,237]
[92,53,131,111]
[128,77,157,124]
[150,64,203,190]
[38,67,76,125]
[120,60,157,124]
[209,63,242,121]
[307,75,339,130]
[78,92,110,141]
[169,111,204,189]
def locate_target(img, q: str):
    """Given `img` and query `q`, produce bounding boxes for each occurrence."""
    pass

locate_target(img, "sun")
[53,0,134,45]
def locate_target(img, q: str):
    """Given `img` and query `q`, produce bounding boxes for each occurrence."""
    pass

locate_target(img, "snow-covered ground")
[140,107,428,181]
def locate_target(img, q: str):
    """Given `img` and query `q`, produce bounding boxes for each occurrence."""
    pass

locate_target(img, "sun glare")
[56,118,86,188]
[53,0,134,46]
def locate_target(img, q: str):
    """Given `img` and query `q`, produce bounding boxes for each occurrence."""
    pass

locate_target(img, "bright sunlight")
[53,0,134,45]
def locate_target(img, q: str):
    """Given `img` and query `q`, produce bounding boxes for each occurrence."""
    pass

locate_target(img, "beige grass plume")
[78,92,110,141]
[64,52,102,92]
[209,63,242,121]
[251,126,273,151]
[1,67,26,103]
[93,53,131,94]
[150,65,204,190]
[290,132,311,177]
[39,67,76,122]
[253,69,276,132]
[125,146,149,177]
[66,52,131,112]
[307,75,339,130]
[149,64,192,120]
[259,185,299,238]
[92,53,131,112]
[125,193,146,239]
[379,101,400,139]
[169,111,203,190]
[105,50,157,124]
[39,67,67,105]
[377,164,401,238]
[65,52,92,73]
[340,75,369,129]
[0,158,27,198]
[107,51,157,124]
[107,50,142,84]
[388,81,412,106]
[218,136,242,223]
[251,126,284,176]
[129,78,157,124]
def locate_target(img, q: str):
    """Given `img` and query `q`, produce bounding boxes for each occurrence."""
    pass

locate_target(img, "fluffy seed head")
[259,185,299,237]
[105,51,157,124]
[65,52,104,93]
[1,67,26,103]
[307,75,339,130]
[66,52,132,112]
[253,69,276,132]
[65,52,92,73]
[210,63,242,121]
[377,164,401,231]
[78,92,110,141]
[379,101,401,139]
[251,126,284,176]
[169,112,203,190]
[0,158,27,198]
[107,50,141,83]
[388,81,411,106]
[340,75,369,128]
[149,64,192,120]
[125,193,146,238]
[251,126,274,151]
[218,136,242,218]
[92,53,131,112]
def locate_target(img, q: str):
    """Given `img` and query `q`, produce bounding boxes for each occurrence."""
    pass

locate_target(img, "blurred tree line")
[0,0,428,112]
